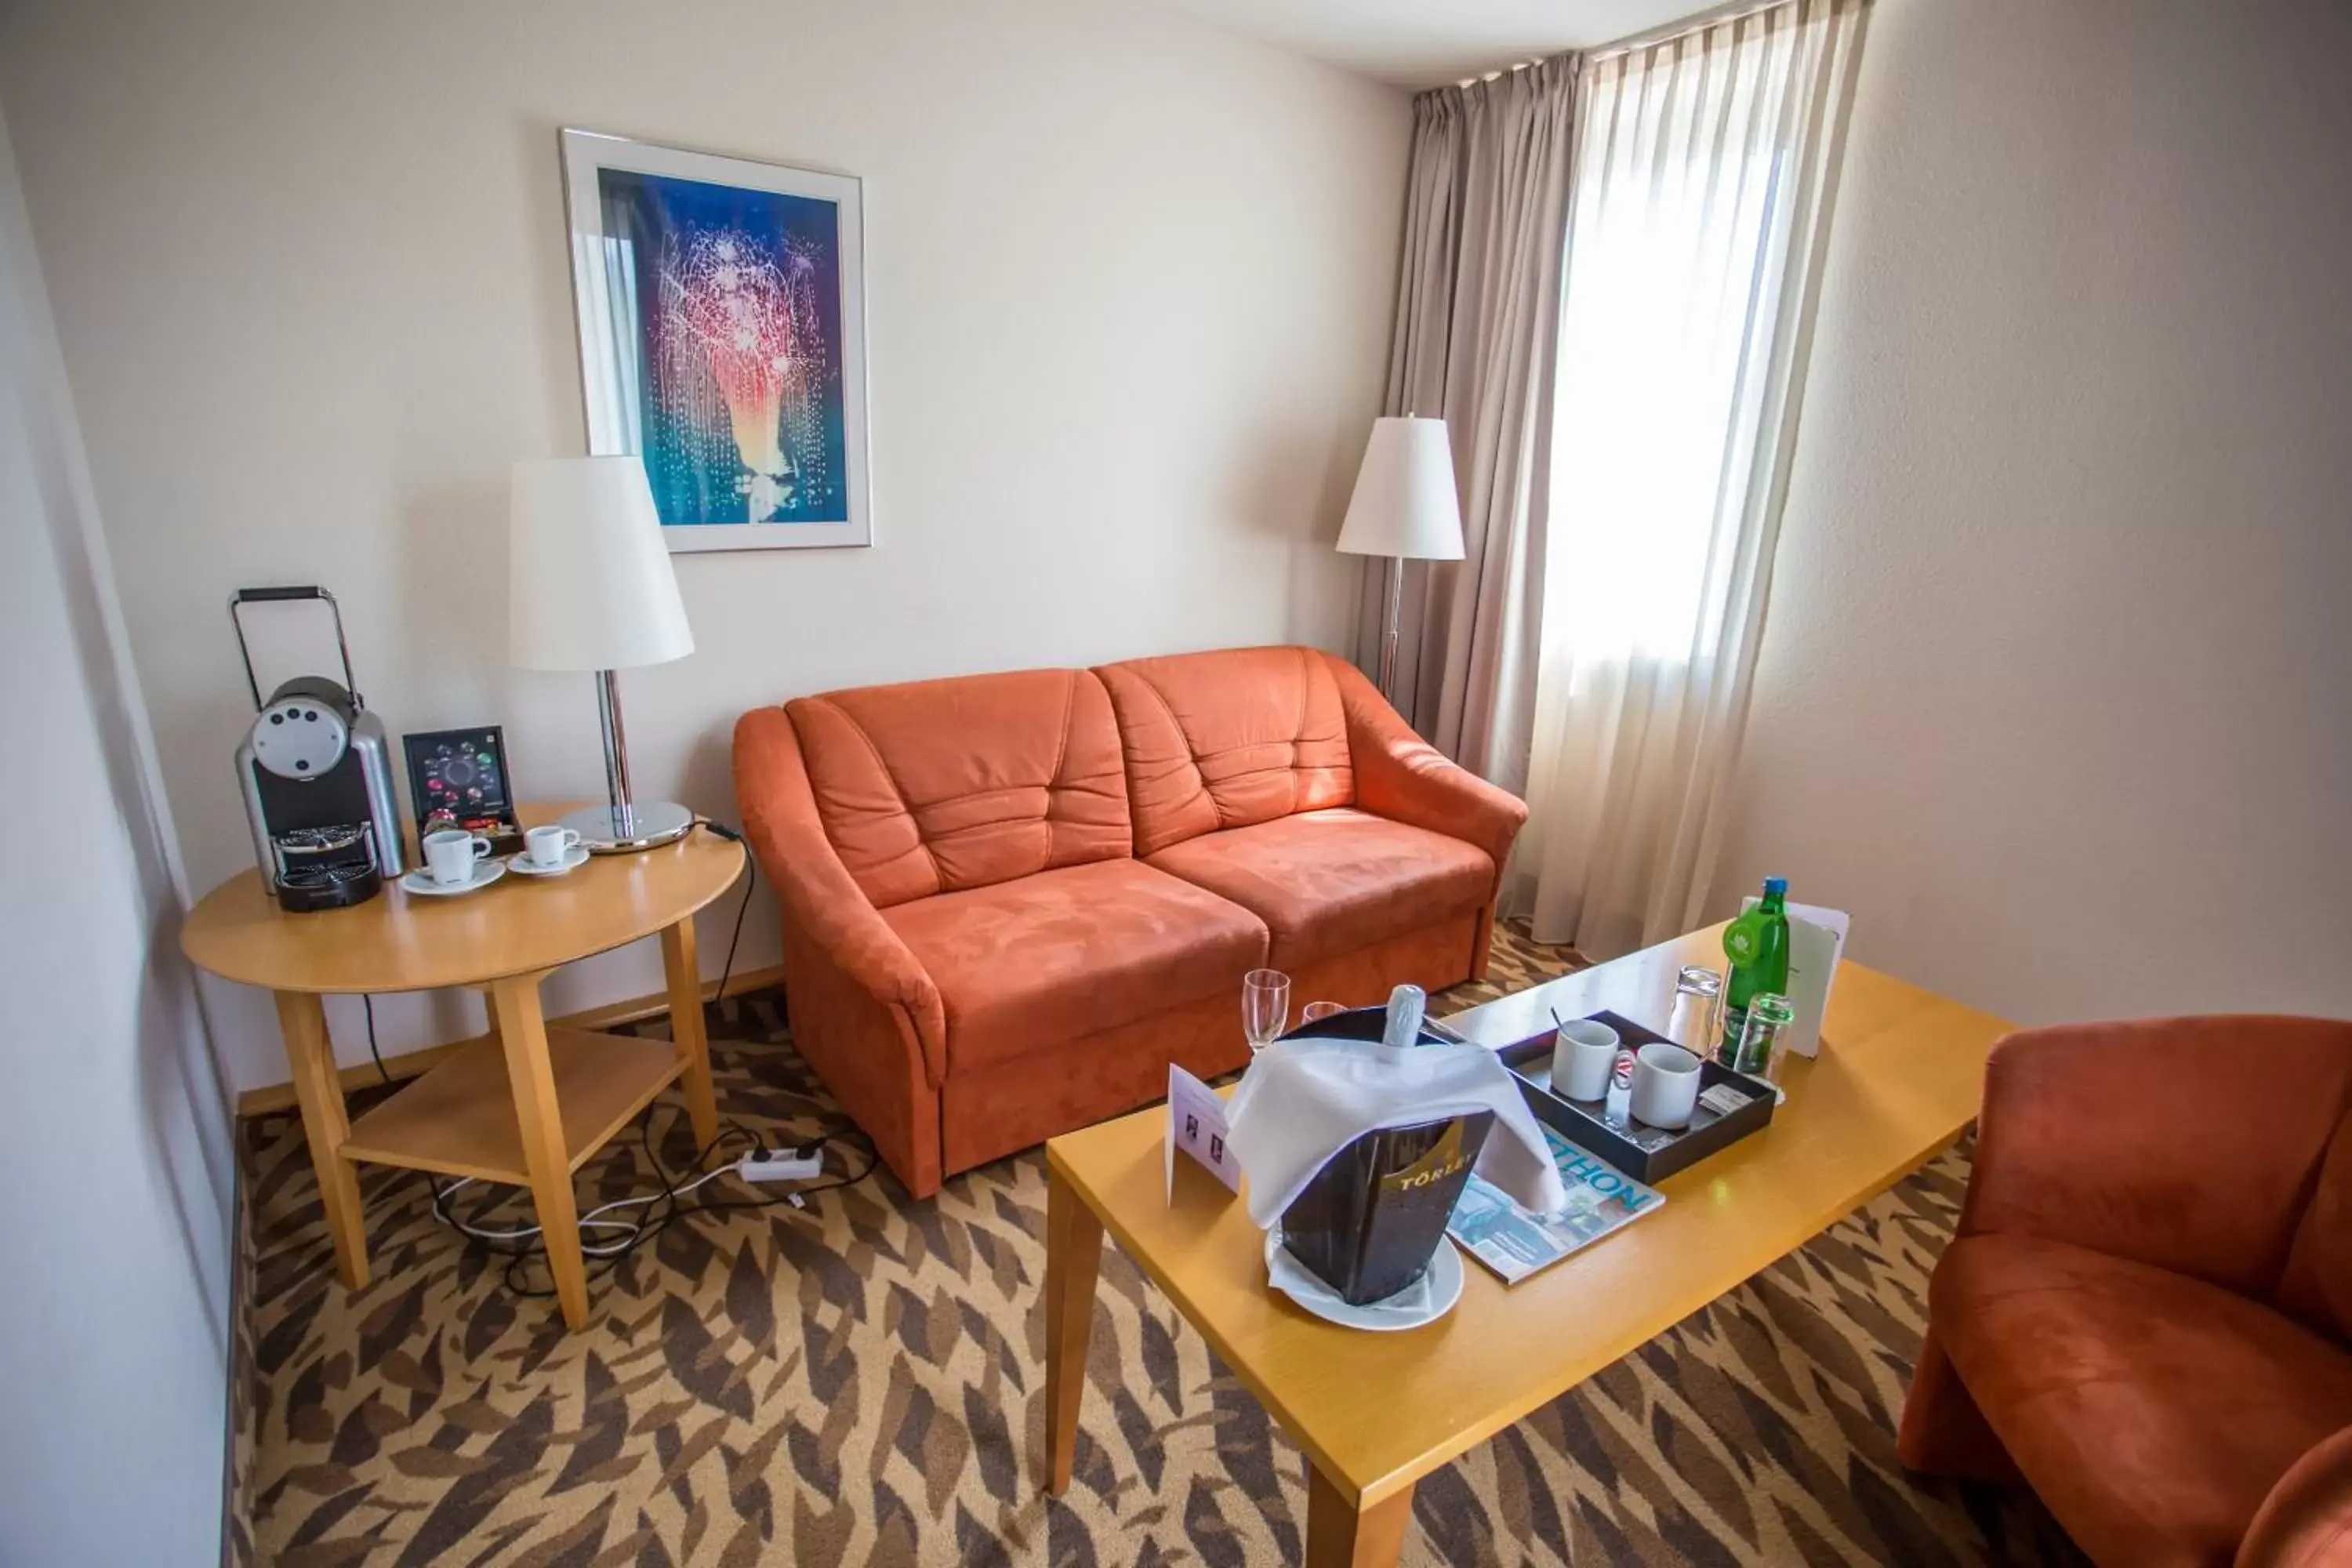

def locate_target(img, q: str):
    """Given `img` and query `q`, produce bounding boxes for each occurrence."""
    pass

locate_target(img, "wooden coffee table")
[1041,925,2013,1566]
[181,802,744,1330]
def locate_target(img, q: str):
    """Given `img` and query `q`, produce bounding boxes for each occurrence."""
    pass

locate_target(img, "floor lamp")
[509,456,699,852]
[1337,416,1465,703]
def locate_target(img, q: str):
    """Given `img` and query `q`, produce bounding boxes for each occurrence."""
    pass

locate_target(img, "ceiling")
[1143,0,1711,89]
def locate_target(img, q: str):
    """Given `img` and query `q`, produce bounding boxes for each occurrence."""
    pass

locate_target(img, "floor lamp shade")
[509,456,694,673]
[1337,417,1462,702]
[508,455,696,852]
[1335,417,1465,562]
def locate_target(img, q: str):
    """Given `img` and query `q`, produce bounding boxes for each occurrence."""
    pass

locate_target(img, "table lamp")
[509,456,697,852]
[1336,416,1464,701]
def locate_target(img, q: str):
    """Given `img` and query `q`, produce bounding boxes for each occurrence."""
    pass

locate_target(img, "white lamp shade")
[508,456,695,671]
[1335,416,1465,561]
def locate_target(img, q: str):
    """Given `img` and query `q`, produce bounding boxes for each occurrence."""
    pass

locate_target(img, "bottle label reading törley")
[1378,1118,1475,1200]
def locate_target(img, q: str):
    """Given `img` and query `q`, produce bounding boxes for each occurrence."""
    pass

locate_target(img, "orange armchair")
[1900,1015,2352,1567]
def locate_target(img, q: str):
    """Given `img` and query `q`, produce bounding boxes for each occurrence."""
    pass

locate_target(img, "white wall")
[1716,0,2352,1025]
[0,0,1409,1091]
[0,106,232,1567]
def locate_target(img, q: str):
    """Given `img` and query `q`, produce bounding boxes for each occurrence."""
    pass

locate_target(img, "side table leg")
[1306,1466,1414,1568]
[660,916,720,1160]
[275,991,368,1289]
[492,972,589,1330]
[1044,1160,1105,1494]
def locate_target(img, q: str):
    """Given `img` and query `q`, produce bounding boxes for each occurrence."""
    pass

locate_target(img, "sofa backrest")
[1093,646,1353,858]
[786,668,1131,908]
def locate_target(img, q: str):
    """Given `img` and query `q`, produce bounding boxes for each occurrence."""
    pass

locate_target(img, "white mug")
[1629,1041,1704,1130]
[524,824,583,868]
[422,829,492,887]
[1551,1018,1621,1101]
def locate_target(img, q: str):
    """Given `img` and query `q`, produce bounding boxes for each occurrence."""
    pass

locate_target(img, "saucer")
[1263,1228,1465,1331]
[506,845,590,877]
[399,859,508,898]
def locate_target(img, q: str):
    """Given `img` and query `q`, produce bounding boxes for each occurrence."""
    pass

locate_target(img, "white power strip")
[737,1148,825,1183]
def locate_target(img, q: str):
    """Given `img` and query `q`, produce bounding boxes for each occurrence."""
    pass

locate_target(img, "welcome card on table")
[1165,1065,1241,1200]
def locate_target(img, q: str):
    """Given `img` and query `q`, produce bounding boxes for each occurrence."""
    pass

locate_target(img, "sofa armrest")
[2238,1423,2352,1568]
[1961,1016,2352,1297]
[732,706,947,1087]
[1324,652,1529,877]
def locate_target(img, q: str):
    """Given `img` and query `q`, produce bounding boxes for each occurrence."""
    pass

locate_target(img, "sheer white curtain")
[1510,0,1868,956]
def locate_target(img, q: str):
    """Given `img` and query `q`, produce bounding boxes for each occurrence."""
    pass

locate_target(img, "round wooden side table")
[182,802,746,1330]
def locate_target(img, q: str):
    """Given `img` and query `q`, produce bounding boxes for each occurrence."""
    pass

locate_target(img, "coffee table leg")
[491,972,590,1330]
[1306,1466,1414,1568]
[274,991,369,1289]
[1044,1160,1104,1494]
[660,916,720,1160]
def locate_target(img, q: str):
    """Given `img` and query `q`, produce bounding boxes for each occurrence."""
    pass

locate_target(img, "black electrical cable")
[368,993,487,1240]
[362,992,393,1085]
[699,818,755,1005]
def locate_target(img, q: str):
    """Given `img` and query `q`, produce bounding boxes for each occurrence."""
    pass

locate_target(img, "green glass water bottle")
[1719,877,1791,1062]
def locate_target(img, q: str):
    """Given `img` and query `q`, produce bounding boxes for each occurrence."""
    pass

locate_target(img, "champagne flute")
[1300,1000,1345,1025]
[1242,968,1292,1054]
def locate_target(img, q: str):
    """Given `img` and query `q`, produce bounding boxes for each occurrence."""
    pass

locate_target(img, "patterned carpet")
[228,924,2085,1566]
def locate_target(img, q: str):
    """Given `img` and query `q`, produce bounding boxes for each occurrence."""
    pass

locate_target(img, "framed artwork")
[559,128,871,552]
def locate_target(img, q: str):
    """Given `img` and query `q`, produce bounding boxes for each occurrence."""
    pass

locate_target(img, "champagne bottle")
[1380,983,1428,1048]
[1719,877,1791,1061]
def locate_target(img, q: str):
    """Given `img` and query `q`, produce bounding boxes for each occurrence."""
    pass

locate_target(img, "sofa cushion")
[1145,808,1491,972]
[881,858,1268,1076]
[787,668,1130,908]
[1936,1232,2352,1568]
[2274,1040,2352,1340]
[1094,647,1352,857]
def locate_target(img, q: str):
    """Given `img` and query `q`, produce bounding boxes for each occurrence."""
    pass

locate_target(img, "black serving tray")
[1494,1009,1777,1184]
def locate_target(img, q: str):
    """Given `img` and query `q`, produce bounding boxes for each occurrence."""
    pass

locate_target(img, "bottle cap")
[1763,876,1788,895]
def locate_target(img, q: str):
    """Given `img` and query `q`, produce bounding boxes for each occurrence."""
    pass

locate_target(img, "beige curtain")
[1511,0,1869,956]
[1355,56,1577,791]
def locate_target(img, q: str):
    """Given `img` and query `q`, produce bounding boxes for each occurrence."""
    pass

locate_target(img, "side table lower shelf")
[341,1026,685,1185]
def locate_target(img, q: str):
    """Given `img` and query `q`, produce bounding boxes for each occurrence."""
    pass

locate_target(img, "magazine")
[1446,1126,1664,1284]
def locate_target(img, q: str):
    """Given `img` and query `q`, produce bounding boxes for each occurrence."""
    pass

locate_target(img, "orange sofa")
[733,645,1526,1199]
[1899,1016,2352,1567]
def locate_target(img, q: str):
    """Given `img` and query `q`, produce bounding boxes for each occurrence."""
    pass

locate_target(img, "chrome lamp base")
[561,799,695,854]
[571,666,695,854]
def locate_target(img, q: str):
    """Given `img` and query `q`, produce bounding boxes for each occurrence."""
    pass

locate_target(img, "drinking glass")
[1243,969,1292,1053]
[1666,965,1724,1058]
[1300,1000,1346,1025]
[1736,992,1797,1085]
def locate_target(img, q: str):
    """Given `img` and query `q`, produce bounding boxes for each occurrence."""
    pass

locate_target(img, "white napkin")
[1228,1036,1570,1227]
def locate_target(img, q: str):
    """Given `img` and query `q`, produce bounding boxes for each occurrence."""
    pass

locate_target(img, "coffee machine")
[230,586,405,912]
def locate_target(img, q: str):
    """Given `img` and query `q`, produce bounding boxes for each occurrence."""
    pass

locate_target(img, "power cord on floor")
[357,877,877,1305]
[483,1113,879,1300]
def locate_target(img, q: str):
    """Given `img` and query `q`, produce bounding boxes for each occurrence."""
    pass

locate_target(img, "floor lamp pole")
[1378,554,1405,702]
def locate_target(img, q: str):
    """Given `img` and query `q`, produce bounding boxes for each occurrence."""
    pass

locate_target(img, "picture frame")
[558,128,872,552]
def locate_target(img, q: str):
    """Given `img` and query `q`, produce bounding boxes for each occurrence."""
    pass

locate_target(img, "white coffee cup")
[422,829,492,887]
[524,824,583,868]
[1629,1041,1704,1130]
[1551,1019,1621,1101]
